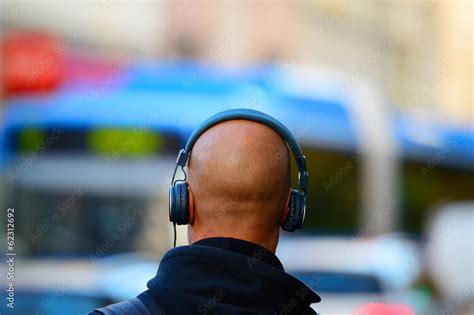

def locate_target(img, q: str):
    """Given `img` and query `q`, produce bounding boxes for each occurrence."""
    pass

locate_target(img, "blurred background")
[0,0,473,314]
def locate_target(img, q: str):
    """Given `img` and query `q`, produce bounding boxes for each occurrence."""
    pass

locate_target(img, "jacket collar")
[192,237,284,270]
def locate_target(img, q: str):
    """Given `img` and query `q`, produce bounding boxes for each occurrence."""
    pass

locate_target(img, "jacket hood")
[146,238,320,315]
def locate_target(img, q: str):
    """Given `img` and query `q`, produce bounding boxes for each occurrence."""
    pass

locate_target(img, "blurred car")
[276,234,421,314]
[0,253,157,314]
[0,290,107,315]
[290,270,385,314]
[425,202,474,315]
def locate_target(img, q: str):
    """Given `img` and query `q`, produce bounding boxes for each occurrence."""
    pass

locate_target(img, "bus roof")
[1,63,473,168]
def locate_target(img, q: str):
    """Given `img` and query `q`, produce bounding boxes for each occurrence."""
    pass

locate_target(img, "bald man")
[187,120,291,251]
[91,118,320,315]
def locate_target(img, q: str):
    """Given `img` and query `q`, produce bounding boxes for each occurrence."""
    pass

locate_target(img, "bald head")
[187,120,291,251]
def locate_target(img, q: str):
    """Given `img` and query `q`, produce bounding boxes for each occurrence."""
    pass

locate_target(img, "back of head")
[187,120,291,247]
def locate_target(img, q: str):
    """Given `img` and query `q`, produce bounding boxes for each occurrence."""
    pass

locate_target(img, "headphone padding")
[170,182,189,225]
[282,190,305,232]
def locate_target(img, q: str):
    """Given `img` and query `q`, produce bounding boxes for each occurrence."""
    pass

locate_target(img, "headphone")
[169,108,309,245]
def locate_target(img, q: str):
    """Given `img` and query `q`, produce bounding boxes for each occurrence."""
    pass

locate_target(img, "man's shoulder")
[88,297,152,315]
[89,292,165,315]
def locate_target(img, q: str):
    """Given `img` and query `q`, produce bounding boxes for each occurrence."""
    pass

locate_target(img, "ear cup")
[281,190,306,232]
[169,182,189,225]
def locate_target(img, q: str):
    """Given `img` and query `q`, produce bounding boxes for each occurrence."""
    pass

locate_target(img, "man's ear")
[188,186,195,225]
[280,189,292,224]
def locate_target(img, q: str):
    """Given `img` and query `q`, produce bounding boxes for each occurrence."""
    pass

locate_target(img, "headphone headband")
[176,108,308,191]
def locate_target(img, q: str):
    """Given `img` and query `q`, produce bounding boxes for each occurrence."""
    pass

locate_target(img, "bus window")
[301,148,360,233]
[12,186,147,256]
[3,127,182,256]
[401,161,474,233]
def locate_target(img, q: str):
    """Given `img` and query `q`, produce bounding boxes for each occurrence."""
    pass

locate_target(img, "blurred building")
[1,0,472,123]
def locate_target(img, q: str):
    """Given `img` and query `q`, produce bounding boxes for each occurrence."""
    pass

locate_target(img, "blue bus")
[1,62,473,258]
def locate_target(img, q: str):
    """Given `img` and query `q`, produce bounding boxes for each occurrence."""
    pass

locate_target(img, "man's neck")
[188,226,279,253]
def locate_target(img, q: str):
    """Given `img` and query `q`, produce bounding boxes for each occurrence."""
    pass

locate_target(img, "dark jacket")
[92,237,320,314]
